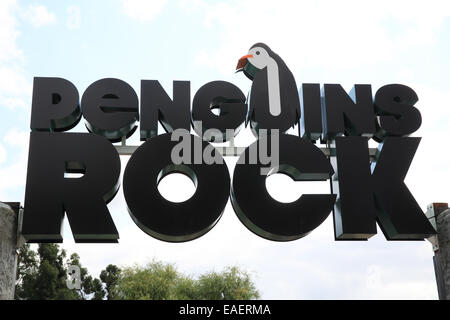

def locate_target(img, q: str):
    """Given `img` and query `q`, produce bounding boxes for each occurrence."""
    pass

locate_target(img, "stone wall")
[437,209,450,300]
[0,203,17,300]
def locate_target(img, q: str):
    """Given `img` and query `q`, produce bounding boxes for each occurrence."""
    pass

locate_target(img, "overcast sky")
[1,0,450,299]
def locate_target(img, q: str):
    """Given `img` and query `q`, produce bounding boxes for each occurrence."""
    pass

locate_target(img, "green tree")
[67,253,105,300]
[114,260,259,300]
[99,264,121,300]
[15,244,78,300]
[115,261,179,300]
[15,244,106,300]
[15,243,38,299]
[15,247,260,300]
[91,278,105,300]
[196,266,259,300]
[173,276,199,300]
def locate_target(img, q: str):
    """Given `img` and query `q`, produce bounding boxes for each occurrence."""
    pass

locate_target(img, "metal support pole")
[427,202,450,300]
[0,202,19,300]
[114,141,378,159]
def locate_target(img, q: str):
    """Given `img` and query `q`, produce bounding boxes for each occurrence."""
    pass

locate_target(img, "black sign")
[21,43,436,243]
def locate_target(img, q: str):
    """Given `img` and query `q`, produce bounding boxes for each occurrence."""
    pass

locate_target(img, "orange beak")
[236,54,253,71]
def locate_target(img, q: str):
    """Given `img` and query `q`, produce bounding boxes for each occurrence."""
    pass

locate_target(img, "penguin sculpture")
[236,43,300,134]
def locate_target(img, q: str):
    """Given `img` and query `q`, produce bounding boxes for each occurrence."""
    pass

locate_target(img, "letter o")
[123,133,230,242]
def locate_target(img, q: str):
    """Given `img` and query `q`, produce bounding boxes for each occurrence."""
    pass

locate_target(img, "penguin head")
[236,43,273,80]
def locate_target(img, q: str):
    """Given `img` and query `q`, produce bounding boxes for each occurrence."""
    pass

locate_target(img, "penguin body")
[236,43,300,134]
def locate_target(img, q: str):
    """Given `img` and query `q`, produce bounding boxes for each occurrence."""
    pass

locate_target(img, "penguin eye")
[256,51,260,55]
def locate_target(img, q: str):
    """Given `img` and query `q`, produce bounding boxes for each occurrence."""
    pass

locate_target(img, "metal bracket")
[16,207,25,249]
[115,136,138,155]
[114,136,378,160]
[427,234,440,252]
[425,203,449,252]
[425,204,439,251]
[216,134,246,157]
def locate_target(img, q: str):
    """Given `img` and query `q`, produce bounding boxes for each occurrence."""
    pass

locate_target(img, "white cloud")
[188,0,450,76]
[0,144,7,165]
[4,128,29,150]
[23,5,56,27]
[0,2,31,198]
[0,66,32,98]
[0,0,22,63]
[0,129,29,199]
[0,1,31,110]
[0,66,31,110]
[123,0,167,22]
[66,6,81,30]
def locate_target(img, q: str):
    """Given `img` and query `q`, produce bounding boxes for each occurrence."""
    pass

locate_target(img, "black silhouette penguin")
[236,43,300,134]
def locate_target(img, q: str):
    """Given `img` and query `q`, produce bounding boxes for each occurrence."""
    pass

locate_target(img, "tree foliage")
[115,261,179,300]
[196,266,260,300]
[114,260,259,300]
[100,264,121,300]
[15,244,78,300]
[15,244,109,300]
[15,245,259,300]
